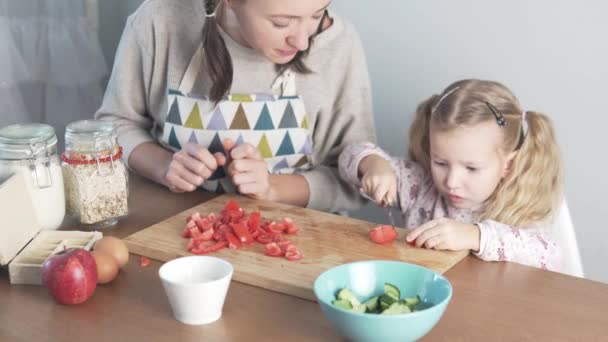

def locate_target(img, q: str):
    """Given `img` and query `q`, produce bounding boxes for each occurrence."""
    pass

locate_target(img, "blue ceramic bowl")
[314,260,452,342]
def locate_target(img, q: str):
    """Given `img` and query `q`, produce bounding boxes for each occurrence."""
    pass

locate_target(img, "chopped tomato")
[191,241,228,255]
[264,242,283,257]
[139,256,151,267]
[194,218,213,231]
[223,199,241,212]
[247,211,261,231]
[231,221,253,245]
[186,212,201,223]
[200,228,214,241]
[285,246,302,261]
[225,231,241,249]
[369,225,398,244]
[284,217,299,234]
[255,233,273,244]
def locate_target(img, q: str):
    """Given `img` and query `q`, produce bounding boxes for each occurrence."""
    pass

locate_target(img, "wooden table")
[1,174,607,341]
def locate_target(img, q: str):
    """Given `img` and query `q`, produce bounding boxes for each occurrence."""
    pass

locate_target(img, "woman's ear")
[501,151,517,177]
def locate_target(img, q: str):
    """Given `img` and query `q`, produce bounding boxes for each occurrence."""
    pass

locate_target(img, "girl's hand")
[163,142,224,192]
[358,154,397,206]
[223,139,272,200]
[406,218,481,252]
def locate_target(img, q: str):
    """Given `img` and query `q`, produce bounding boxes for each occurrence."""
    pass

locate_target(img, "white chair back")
[551,198,584,278]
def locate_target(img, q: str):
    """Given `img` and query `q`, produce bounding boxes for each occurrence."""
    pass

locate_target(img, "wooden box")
[0,173,101,285]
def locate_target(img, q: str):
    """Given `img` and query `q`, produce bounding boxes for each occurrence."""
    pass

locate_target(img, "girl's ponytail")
[408,94,439,172]
[203,0,233,103]
[483,111,562,226]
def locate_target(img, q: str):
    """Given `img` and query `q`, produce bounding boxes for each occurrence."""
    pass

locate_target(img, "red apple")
[41,248,97,305]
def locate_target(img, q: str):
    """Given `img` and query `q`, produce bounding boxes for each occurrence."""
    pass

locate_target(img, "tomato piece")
[284,218,299,234]
[256,233,273,244]
[213,229,226,242]
[264,242,284,257]
[231,221,253,245]
[139,256,151,267]
[201,228,214,241]
[194,218,213,231]
[186,212,201,223]
[277,240,293,252]
[223,199,241,212]
[187,237,203,251]
[225,231,241,249]
[191,241,228,255]
[369,225,398,244]
[285,247,303,261]
[247,211,261,232]
[207,212,218,223]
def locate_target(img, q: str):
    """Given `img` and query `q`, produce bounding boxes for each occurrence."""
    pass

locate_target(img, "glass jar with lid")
[0,124,66,230]
[62,120,128,226]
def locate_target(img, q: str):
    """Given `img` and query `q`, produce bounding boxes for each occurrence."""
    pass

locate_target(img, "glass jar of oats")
[62,120,128,226]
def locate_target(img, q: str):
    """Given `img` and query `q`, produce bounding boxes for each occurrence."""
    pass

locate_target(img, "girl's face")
[429,120,515,210]
[224,0,330,64]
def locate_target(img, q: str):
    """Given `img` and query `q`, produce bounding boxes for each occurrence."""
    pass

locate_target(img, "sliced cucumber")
[331,284,422,315]
[402,295,421,309]
[381,302,412,315]
[352,303,367,313]
[364,296,380,313]
[384,282,400,301]
[337,288,361,307]
[332,299,353,310]
[379,293,396,310]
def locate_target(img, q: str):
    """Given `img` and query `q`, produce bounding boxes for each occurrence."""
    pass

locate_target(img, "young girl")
[95,0,375,212]
[339,79,563,271]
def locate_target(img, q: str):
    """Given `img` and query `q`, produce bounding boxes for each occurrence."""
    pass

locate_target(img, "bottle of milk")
[0,124,65,230]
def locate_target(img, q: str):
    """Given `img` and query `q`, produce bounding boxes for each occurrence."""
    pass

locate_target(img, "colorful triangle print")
[300,115,309,129]
[184,103,204,129]
[254,104,275,130]
[207,107,227,130]
[235,133,245,146]
[276,132,295,156]
[188,131,198,144]
[278,102,298,129]
[230,94,253,102]
[272,158,289,173]
[254,93,275,101]
[258,134,273,158]
[208,132,225,155]
[166,99,182,125]
[208,166,226,181]
[299,134,313,155]
[216,180,226,194]
[293,155,309,168]
[230,104,250,129]
[168,126,182,150]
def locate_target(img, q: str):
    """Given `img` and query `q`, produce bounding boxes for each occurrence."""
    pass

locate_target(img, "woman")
[95,0,375,212]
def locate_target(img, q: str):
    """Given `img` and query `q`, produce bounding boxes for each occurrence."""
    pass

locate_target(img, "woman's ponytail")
[203,0,233,103]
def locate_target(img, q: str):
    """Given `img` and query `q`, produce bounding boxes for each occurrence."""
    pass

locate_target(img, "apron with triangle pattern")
[161,44,314,193]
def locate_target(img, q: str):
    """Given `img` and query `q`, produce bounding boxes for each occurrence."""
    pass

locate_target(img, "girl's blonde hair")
[408,79,562,227]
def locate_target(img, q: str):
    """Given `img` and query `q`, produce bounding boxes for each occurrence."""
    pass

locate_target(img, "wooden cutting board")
[124,194,468,301]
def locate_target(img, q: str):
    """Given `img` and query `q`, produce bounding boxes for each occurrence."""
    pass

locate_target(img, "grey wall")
[98,0,607,283]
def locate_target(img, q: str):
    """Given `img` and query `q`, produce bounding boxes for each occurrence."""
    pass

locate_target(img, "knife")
[359,188,397,228]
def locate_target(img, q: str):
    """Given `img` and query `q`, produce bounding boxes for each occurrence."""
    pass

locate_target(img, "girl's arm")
[338,142,428,212]
[474,220,562,272]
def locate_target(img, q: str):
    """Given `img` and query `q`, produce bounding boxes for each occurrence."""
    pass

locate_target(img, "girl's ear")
[501,151,517,178]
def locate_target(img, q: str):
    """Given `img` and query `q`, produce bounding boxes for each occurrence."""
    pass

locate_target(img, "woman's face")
[225,0,330,64]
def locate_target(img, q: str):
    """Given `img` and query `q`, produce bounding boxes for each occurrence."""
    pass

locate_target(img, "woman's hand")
[222,139,273,200]
[358,154,397,206]
[406,218,481,252]
[163,142,224,192]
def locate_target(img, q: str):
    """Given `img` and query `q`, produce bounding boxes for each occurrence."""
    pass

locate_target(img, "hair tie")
[205,12,216,18]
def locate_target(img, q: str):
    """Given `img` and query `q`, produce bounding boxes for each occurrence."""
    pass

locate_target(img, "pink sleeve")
[338,142,392,187]
[474,220,562,272]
